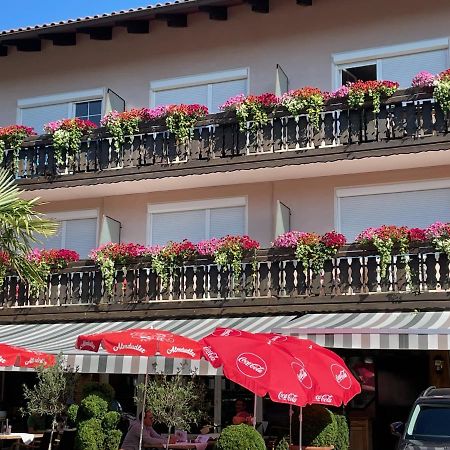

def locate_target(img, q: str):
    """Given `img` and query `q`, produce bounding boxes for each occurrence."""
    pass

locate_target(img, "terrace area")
[3,87,450,191]
[0,243,448,324]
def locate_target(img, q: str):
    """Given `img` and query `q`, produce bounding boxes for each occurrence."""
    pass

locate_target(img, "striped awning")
[0,315,294,375]
[276,312,450,350]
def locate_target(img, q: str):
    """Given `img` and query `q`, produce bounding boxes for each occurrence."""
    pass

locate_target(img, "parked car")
[391,386,450,449]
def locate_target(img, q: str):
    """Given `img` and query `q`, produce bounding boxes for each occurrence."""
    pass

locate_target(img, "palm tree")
[0,168,57,288]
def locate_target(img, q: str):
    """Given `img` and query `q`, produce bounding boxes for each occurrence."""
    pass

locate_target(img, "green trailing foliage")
[217,424,266,450]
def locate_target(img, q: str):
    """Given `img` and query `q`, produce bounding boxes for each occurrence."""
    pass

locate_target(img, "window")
[150,69,248,113]
[406,404,450,438]
[335,180,450,241]
[333,38,449,88]
[75,100,102,126]
[40,210,98,259]
[147,198,247,246]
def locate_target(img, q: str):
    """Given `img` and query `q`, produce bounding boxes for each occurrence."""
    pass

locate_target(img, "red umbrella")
[0,343,55,368]
[75,328,201,450]
[76,328,201,359]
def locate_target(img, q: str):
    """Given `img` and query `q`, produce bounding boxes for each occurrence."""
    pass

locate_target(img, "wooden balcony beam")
[77,26,113,40]
[246,0,270,13]
[0,46,7,56]
[155,13,188,27]
[2,38,41,52]
[297,0,312,5]
[40,32,77,46]
[198,5,228,20]
[116,20,150,34]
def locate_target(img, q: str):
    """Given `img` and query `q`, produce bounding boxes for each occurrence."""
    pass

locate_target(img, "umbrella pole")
[289,404,292,444]
[253,394,257,428]
[138,367,149,450]
[298,406,303,450]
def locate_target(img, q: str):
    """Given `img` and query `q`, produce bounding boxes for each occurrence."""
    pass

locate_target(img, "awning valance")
[276,312,450,350]
[0,315,295,374]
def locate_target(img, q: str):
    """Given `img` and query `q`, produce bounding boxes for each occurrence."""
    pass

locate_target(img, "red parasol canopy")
[76,328,201,360]
[0,343,55,368]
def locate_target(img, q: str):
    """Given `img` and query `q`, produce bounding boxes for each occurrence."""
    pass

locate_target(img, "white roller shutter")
[65,218,97,259]
[338,187,450,241]
[381,49,447,87]
[40,223,63,250]
[210,79,247,112]
[210,206,246,238]
[20,103,70,134]
[151,210,206,246]
[154,85,209,108]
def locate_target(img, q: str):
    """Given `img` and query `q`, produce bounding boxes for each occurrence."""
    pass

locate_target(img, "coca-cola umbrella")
[75,328,202,450]
[0,343,55,368]
[201,328,360,447]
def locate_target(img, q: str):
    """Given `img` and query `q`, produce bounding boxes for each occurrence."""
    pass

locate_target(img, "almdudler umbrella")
[0,343,55,368]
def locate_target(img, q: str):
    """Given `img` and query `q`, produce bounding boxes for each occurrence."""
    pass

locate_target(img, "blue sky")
[0,1,156,31]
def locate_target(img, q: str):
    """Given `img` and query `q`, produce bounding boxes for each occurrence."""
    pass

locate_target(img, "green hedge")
[217,424,266,450]
[302,405,337,447]
[334,415,349,450]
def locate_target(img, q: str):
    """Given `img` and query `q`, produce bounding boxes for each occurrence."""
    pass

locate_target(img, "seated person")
[27,414,47,433]
[121,410,176,450]
[232,399,253,426]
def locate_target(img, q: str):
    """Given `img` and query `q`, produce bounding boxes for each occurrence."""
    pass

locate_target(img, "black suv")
[391,386,450,449]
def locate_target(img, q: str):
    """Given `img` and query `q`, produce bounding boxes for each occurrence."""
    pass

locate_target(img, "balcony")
[0,243,449,323]
[4,88,450,191]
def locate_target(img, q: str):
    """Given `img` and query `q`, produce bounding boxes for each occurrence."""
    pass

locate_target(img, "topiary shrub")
[80,395,108,420]
[104,430,122,450]
[217,424,266,450]
[81,382,115,404]
[334,415,349,450]
[102,411,120,430]
[67,404,79,427]
[76,418,104,450]
[302,405,337,447]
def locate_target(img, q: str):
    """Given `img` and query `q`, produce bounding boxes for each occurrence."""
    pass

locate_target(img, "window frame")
[146,197,248,246]
[149,68,250,111]
[17,88,106,126]
[332,37,450,89]
[42,209,100,252]
[334,178,450,233]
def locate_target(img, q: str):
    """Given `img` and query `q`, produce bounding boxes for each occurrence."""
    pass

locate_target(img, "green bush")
[302,405,337,447]
[334,415,349,450]
[67,404,79,427]
[76,418,103,450]
[217,424,266,450]
[102,411,120,430]
[104,429,122,450]
[81,382,115,403]
[80,395,108,420]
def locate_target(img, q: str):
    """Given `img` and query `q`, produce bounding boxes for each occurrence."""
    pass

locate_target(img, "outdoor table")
[0,433,42,445]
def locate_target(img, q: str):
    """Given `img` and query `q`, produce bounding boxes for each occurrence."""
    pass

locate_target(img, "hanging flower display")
[196,235,260,284]
[90,243,148,295]
[281,87,324,130]
[150,240,196,288]
[164,104,208,144]
[220,93,279,131]
[272,230,346,274]
[432,69,450,114]
[329,80,398,114]
[411,71,435,88]
[425,222,450,258]
[44,118,97,166]
[101,108,152,150]
[0,125,36,168]
[356,225,410,278]
[0,251,10,288]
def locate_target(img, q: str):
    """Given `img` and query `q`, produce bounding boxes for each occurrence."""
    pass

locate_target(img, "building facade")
[1,0,450,449]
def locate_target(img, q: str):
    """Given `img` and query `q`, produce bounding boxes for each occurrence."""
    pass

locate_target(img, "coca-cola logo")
[291,361,312,389]
[0,356,6,364]
[213,329,242,337]
[203,346,219,362]
[267,335,287,345]
[130,332,174,343]
[331,364,352,389]
[236,353,267,378]
[315,394,334,404]
[278,392,298,403]
[80,340,96,350]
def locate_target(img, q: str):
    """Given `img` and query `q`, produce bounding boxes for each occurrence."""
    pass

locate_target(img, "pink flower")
[425,222,450,239]
[412,71,435,88]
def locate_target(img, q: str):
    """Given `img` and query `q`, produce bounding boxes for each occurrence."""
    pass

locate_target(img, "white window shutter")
[210,79,247,113]
[20,103,70,134]
[154,85,209,107]
[151,210,207,246]
[210,206,246,238]
[65,218,97,259]
[40,222,63,250]
[381,49,447,87]
[339,188,450,241]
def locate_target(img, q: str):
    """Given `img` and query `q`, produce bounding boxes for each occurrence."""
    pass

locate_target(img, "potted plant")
[333,415,349,450]
[217,424,266,450]
[0,125,36,170]
[299,405,337,450]
[425,221,450,258]
[281,87,324,130]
